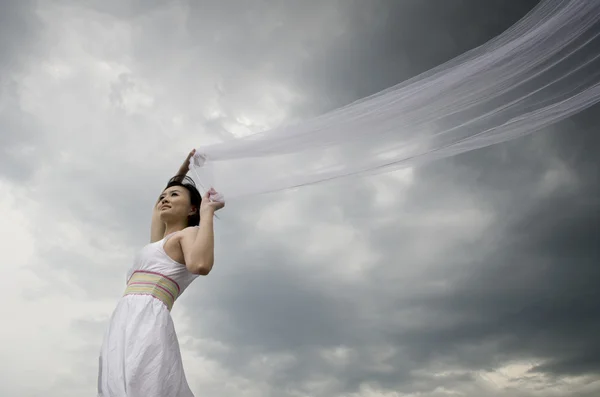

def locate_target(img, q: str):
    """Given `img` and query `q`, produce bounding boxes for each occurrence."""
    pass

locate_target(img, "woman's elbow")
[189,262,212,276]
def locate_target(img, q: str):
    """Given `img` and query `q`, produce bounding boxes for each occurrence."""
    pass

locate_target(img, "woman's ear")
[188,206,198,216]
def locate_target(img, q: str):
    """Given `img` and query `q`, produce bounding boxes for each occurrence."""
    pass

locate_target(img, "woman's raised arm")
[150,149,196,243]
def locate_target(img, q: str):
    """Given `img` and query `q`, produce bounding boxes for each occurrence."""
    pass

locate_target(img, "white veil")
[189,0,600,200]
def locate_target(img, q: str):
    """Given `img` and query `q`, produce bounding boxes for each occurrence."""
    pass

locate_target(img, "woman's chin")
[159,211,173,221]
[159,211,184,224]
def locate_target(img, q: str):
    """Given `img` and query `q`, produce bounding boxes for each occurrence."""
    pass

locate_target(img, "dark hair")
[164,175,202,227]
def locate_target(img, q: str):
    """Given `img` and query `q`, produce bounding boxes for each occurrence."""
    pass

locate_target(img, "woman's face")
[157,186,196,224]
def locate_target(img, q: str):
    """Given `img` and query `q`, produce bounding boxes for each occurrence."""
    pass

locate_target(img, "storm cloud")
[0,1,598,396]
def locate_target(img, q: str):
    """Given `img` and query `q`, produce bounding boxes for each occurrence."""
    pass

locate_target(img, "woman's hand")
[200,187,225,216]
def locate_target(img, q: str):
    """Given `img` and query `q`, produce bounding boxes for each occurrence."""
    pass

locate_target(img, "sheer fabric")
[190,0,600,199]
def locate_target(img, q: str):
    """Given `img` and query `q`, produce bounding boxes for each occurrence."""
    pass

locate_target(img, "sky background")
[1,0,599,396]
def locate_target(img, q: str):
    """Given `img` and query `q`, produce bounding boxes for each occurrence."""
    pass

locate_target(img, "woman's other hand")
[200,187,225,215]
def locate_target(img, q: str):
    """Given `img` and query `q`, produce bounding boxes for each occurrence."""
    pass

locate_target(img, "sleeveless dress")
[97,232,200,397]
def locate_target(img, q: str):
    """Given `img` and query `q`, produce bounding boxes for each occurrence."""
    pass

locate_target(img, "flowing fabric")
[190,0,600,199]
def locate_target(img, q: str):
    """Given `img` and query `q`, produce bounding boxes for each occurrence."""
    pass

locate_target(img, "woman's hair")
[165,175,202,227]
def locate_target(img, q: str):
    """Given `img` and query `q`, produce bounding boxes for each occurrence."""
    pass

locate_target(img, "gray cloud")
[176,1,600,395]
[0,0,47,180]
[1,0,598,396]
[0,0,41,70]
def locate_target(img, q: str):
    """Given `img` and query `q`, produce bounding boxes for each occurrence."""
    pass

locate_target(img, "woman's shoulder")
[172,226,199,240]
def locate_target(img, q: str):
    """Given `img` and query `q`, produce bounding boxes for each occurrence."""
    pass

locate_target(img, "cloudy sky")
[2,0,599,396]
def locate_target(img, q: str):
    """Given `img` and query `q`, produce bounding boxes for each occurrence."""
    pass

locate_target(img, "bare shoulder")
[177,226,199,244]
[167,228,197,245]
[163,227,197,264]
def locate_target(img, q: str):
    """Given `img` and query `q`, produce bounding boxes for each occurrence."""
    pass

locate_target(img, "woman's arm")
[150,199,166,243]
[179,188,224,275]
[149,149,196,243]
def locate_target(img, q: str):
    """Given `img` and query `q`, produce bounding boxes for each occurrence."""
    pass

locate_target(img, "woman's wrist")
[200,207,215,217]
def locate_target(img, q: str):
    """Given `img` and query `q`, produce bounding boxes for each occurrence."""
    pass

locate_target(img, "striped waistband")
[124,271,180,311]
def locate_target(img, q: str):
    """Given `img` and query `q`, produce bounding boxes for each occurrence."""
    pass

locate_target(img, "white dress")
[98,232,199,397]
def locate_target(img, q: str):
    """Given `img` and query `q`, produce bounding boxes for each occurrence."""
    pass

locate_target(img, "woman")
[97,149,224,397]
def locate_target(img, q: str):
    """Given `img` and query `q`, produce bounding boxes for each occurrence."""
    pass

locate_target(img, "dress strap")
[161,231,178,247]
